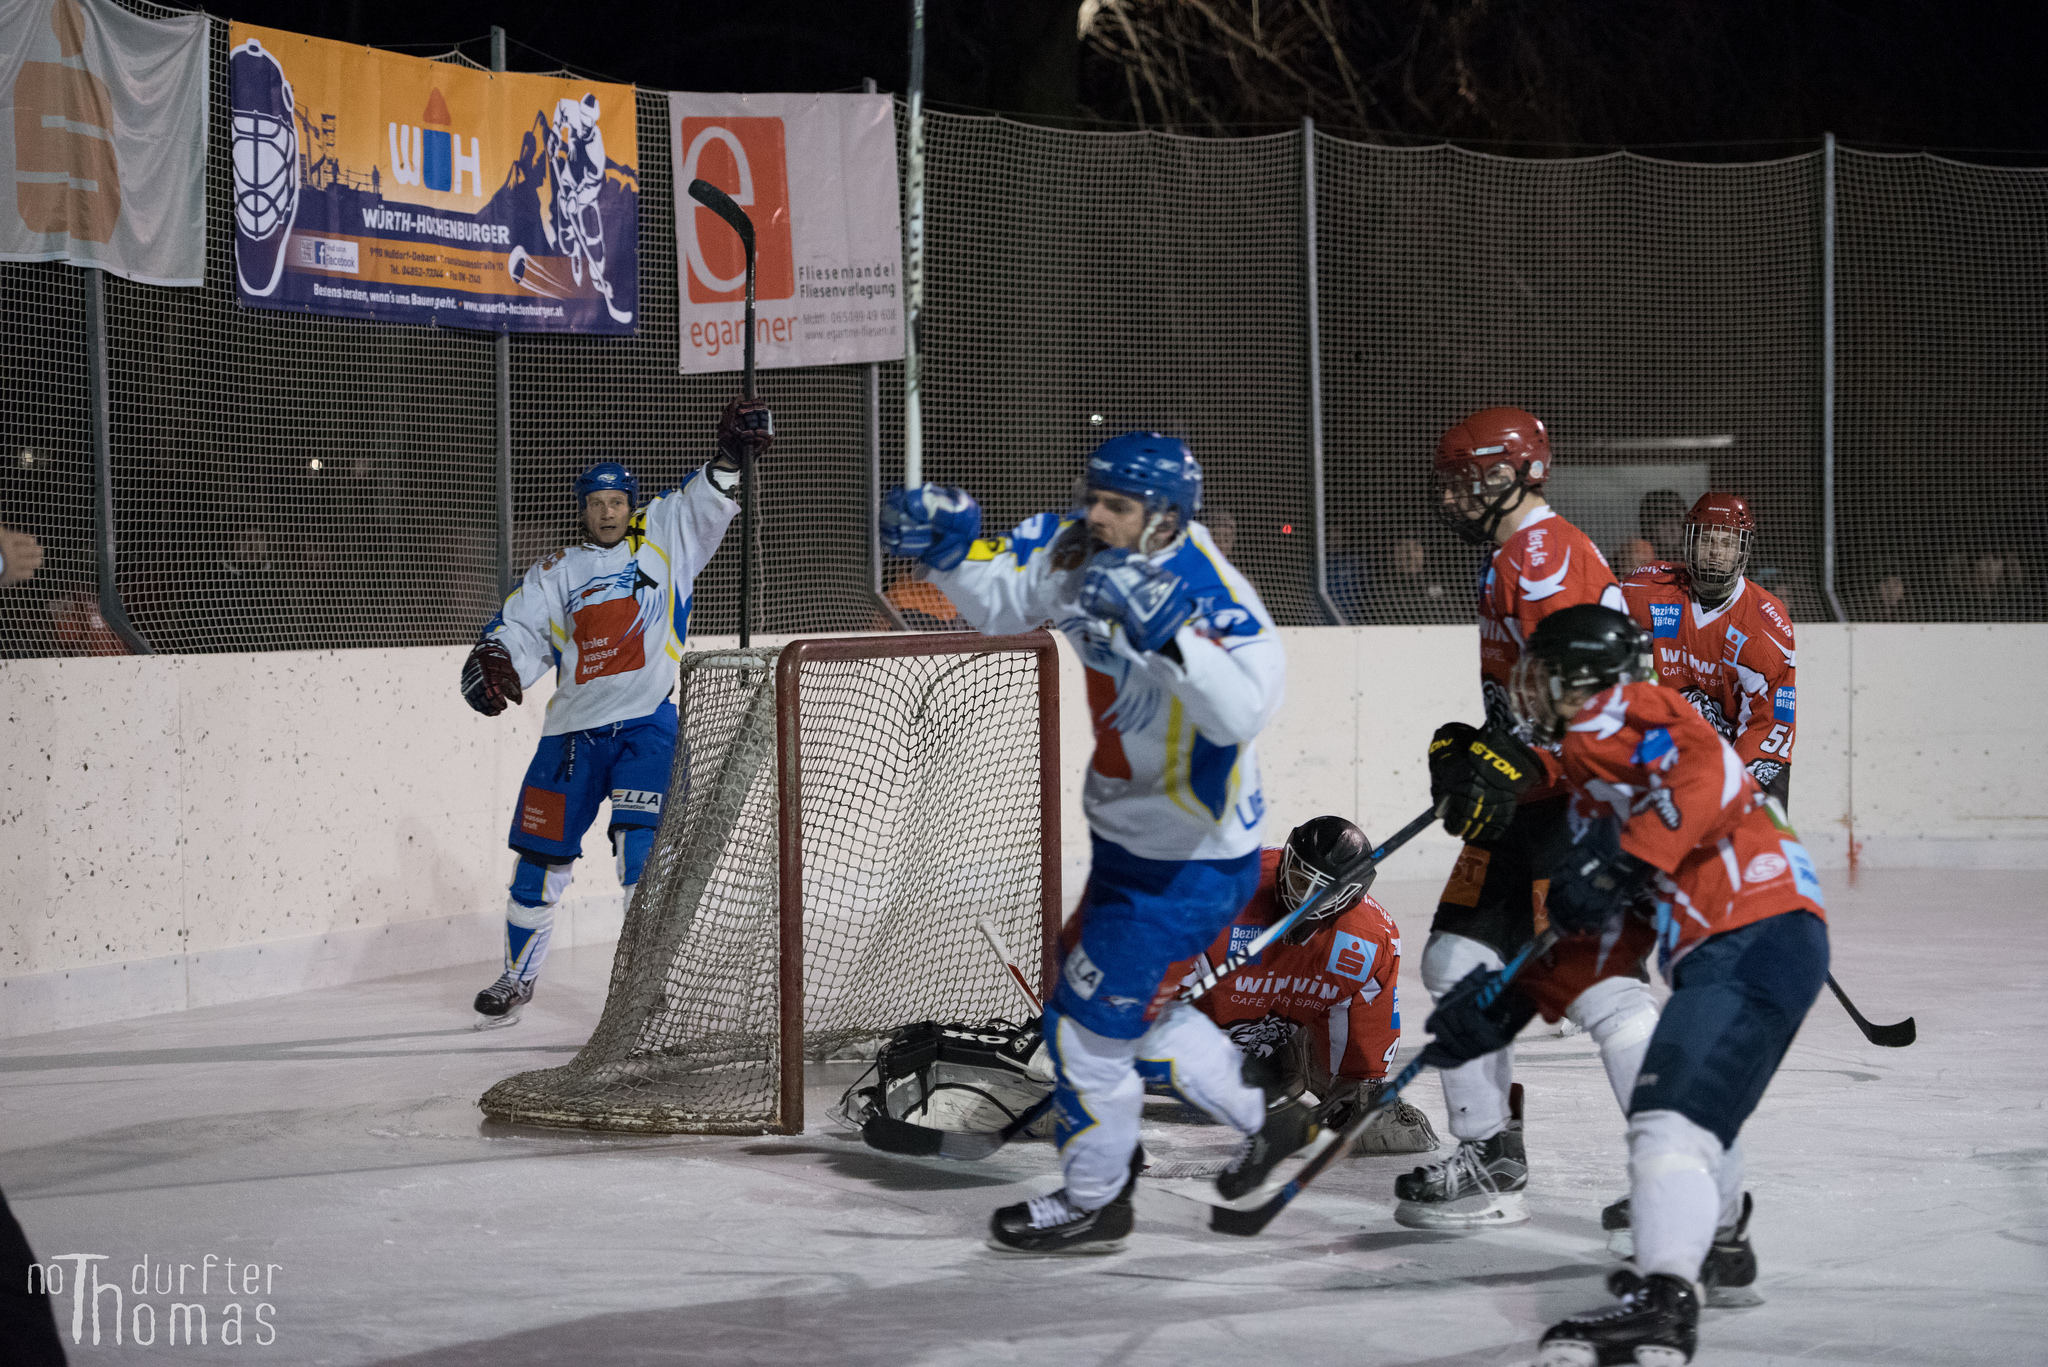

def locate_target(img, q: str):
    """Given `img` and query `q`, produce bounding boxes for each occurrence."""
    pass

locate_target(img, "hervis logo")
[678,117,795,303]
[389,89,483,198]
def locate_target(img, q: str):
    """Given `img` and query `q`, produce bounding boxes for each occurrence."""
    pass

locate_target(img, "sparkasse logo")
[678,117,795,303]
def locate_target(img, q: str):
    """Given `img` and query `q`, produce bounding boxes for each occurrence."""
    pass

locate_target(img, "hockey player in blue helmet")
[459,396,773,1027]
[882,433,1298,1254]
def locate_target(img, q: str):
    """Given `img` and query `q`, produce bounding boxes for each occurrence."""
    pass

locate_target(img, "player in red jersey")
[1622,493,1796,803]
[1407,406,1660,1229]
[1184,816,1438,1155]
[1422,604,1829,1365]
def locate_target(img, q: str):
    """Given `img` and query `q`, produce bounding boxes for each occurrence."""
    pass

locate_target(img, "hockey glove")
[460,640,523,716]
[714,395,775,470]
[1079,547,1196,656]
[880,483,982,571]
[1429,722,1541,844]
[1420,963,1539,1069]
[1544,816,1652,937]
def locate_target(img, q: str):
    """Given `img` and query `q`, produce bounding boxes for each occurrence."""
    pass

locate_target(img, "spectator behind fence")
[180,521,285,651]
[1619,488,1688,575]
[1943,551,2036,622]
[1372,536,1463,623]
[1326,519,1371,623]
[1198,507,1237,558]
[0,524,42,586]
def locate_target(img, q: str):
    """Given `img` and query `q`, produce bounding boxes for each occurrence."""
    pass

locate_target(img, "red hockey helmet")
[1683,492,1755,601]
[1433,407,1551,545]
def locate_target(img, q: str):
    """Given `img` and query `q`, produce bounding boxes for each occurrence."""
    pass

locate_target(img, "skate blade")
[1393,1190,1529,1230]
[1706,1282,1764,1308]
[983,1235,1125,1257]
[473,1007,524,1031]
[1607,1228,1635,1259]
[1143,1157,1227,1180]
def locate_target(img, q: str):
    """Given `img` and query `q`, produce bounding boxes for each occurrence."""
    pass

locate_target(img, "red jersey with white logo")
[1186,848,1402,1083]
[1621,565,1797,773]
[1554,681,1826,973]
[1476,505,1625,792]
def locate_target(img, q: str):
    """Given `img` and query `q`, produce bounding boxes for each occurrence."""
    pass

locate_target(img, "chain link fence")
[2,21,2044,658]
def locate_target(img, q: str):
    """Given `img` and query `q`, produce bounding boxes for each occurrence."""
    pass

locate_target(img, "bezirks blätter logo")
[678,117,795,303]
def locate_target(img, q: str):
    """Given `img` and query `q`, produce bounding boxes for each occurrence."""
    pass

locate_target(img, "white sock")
[1628,1108,1723,1280]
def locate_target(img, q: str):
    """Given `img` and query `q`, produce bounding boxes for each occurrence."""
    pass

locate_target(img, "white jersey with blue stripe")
[484,469,736,736]
[928,514,1286,862]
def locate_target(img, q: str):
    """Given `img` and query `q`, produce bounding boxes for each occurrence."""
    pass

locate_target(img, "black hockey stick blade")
[861,1094,1054,1162]
[1827,974,1916,1047]
[686,178,755,253]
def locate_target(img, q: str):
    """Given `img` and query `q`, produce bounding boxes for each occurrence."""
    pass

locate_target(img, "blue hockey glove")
[881,483,981,571]
[1544,816,1652,936]
[1079,547,1197,655]
[1420,964,1539,1069]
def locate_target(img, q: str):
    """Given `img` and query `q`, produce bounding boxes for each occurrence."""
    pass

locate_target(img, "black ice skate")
[1216,1099,1327,1201]
[1700,1192,1761,1307]
[1393,1126,1528,1229]
[1534,1268,1698,1367]
[473,973,534,1030]
[987,1149,1141,1256]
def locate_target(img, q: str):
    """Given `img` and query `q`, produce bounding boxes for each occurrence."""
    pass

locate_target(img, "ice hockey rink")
[5,867,2039,1366]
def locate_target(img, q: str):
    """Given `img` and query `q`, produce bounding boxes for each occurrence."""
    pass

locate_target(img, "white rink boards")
[3,868,2042,1366]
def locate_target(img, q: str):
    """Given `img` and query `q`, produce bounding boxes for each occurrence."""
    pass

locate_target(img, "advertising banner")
[0,0,209,286]
[668,92,902,373]
[228,23,638,333]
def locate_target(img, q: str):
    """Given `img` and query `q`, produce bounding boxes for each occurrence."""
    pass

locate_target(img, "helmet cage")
[1275,842,1371,944]
[1433,459,1531,546]
[1684,521,1752,600]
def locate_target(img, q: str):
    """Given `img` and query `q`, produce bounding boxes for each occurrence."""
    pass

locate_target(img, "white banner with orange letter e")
[0,0,209,286]
[669,91,903,374]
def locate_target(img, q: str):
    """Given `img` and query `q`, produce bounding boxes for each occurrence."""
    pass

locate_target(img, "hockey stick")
[1179,805,1436,1008]
[1826,974,1915,1047]
[686,177,757,648]
[1210,929,1559,1237]
[976,917,1044,1016]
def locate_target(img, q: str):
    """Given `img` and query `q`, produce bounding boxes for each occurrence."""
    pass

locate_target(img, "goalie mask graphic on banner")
[229,39,299,297]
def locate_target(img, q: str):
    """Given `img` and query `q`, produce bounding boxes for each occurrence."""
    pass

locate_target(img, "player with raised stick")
[458,396,774,1027]
[1406,406,1663,1230]
[1621,492,1796,804]
[882,432,1301,1255]
[1187,815,1437,1155]
[1420,603,1829,1364]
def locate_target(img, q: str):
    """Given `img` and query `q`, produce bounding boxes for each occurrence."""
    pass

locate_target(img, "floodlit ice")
[5,870,2043,1365]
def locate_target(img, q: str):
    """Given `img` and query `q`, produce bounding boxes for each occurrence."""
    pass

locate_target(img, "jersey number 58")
[1759,724,1792,758]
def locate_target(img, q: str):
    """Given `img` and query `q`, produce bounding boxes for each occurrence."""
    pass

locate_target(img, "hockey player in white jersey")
[883,432,1307,1254]
[459,397,772,1026]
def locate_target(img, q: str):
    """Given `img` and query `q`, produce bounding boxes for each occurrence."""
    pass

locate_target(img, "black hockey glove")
[714,395,775,471]
[1429,722,1541,844]
[1544,816,1652,937]
[1420,964,1538,1070]
[461,640,523,716]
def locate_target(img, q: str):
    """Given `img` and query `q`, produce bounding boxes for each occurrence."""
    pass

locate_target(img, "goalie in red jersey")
[1621,493,1797,802]
[1184,816,1439,1154]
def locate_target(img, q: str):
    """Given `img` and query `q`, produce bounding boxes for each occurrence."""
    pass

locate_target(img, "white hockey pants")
[1048,1004,1266,1210]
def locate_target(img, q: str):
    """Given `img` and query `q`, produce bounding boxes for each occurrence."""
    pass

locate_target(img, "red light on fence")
[1280,523,1294,534]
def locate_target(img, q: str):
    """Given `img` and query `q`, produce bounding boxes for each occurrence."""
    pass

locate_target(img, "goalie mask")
[230,40,300,298]
[1275,815,1374,944]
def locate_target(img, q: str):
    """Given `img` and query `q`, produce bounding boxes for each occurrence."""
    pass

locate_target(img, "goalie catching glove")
[835,1016,1054,1150]
[881,483,982,571]
[1428,722,1541,843]
[460,639,523,716]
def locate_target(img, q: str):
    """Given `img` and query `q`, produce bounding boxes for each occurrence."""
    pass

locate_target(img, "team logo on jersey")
[1227,924,1262,965]
[1325,931,1376,982]
[1650,602,1682,639]
[1063,943,1103,1000]
[611,789,662,814]
[1782,839,1826,907]
[1774,685,1796,722]
[1646,783,1683,830]
[1722,625,1749,665]
[1743,851,1789,884]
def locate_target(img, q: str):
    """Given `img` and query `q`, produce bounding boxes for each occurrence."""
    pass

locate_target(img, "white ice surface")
[4,869,2044,1365]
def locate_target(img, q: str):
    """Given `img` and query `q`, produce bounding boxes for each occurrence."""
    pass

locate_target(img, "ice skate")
[1700,1192,1762,1307]
[473,973,534,1030]
[1393,1127,1528,1229]
[988,1150,1140,1255]
[1533,1268,1698,1366]
[1216,1099,1326,1201]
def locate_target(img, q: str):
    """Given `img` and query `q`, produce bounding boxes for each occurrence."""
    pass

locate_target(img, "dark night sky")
[208,1,2048,159]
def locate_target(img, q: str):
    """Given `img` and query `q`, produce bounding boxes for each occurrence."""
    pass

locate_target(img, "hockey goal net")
[480,630,1062,1134]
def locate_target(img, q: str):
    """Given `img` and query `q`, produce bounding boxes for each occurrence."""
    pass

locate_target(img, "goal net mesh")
[480,634,1055,1133]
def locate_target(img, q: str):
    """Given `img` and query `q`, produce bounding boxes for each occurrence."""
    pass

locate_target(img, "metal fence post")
[492,25,514,602]
[82,267,151,655]
[1302,118,1342,626]
[1821,132,1847,623]
[866,75,906,630]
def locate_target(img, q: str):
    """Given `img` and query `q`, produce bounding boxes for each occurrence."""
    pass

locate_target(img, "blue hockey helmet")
[574,460,638,510]
[1083,432,1202,523]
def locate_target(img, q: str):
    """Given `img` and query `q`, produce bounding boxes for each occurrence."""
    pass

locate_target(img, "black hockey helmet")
[1276,815,1374,943]
[1510,604,1655,742]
